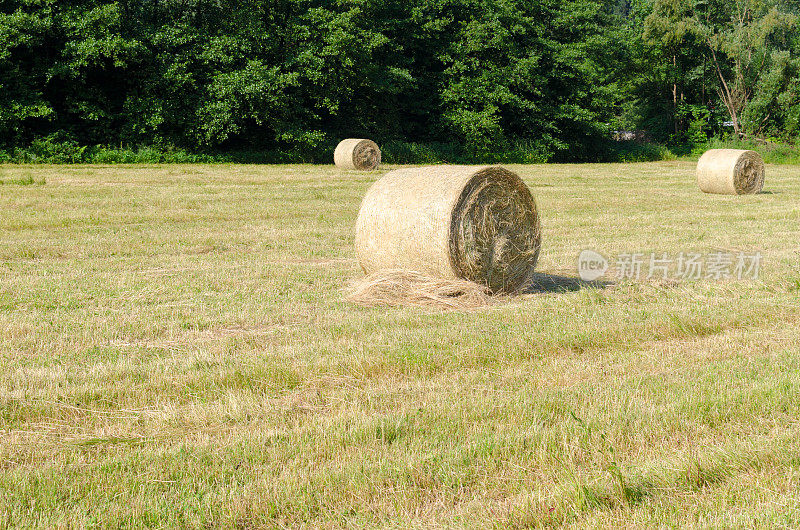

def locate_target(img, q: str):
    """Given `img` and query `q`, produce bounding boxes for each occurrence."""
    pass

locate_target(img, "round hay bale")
[334,139,381,171]
[354,165,542,293]
[697,149,765,195]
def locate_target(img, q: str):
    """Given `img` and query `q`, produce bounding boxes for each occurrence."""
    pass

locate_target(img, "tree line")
[1,0,798,163]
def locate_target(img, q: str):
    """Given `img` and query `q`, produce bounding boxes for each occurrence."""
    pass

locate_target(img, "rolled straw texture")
[354,165,541,293]
[697,149,765,195]
[334,139,381,170]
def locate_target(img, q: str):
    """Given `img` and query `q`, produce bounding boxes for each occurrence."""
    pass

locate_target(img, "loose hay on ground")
[346,269,497,309]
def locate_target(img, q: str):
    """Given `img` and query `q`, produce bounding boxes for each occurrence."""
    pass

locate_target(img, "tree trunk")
[673,55,678,135]
[709,46,742,137]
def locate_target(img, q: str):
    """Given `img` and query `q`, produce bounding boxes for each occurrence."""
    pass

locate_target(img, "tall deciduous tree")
[643,0,799,140]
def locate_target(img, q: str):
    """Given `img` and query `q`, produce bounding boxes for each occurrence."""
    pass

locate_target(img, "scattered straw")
[346,269,499,310]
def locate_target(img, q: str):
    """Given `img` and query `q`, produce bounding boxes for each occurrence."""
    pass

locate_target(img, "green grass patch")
[0,175,46,185]
[683,137,800,164]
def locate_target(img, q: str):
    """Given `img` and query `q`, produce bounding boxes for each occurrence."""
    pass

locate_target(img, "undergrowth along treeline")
[1,0,799,164]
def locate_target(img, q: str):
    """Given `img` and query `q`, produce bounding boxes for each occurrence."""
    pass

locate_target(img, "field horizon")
[1,161,799,527]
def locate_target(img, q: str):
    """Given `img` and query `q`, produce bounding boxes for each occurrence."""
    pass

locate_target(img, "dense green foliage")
[635,0,800,143]
[0,0,799,162]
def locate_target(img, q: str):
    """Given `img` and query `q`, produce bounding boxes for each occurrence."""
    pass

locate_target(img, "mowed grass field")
[1,161,799,528]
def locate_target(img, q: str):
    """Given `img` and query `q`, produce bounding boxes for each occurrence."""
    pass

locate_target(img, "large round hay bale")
[334,139,381,170]
[696,149,765,195]
[354,165,541,293]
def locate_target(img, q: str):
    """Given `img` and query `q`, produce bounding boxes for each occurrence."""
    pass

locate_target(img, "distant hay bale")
[697,149,765,195]
[334,139,381,171]
[346,269,496,309]
[354,165,542,294]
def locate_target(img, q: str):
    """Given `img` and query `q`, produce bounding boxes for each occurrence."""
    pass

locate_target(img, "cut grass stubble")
[0,162,798,527]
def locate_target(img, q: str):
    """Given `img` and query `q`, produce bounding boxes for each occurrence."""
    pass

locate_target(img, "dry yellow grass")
[0,162,798,527]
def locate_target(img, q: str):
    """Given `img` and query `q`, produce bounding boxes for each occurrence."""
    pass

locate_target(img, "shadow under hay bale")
[523,272,613,294]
